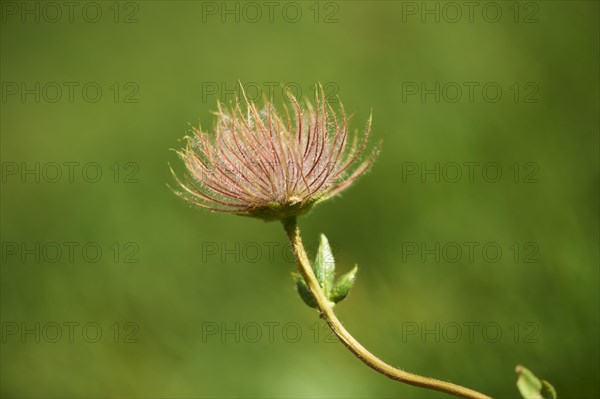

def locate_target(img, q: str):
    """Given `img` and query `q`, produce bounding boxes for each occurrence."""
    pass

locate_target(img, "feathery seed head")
[171,86,379,221]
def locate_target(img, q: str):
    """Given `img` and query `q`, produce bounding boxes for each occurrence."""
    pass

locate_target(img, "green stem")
[282,216,493,399]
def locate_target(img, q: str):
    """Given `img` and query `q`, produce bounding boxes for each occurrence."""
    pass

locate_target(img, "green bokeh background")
[1,1,598,398]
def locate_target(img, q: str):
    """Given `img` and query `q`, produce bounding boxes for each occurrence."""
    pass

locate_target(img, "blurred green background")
[1,1,598,398]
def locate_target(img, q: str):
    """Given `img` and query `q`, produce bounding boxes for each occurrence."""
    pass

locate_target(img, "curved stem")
[282,217,493,399]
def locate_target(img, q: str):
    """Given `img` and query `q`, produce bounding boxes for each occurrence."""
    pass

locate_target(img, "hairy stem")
[282,216,493,399]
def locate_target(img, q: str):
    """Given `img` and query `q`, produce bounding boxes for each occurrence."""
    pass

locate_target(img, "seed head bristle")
[171,85,379,220]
